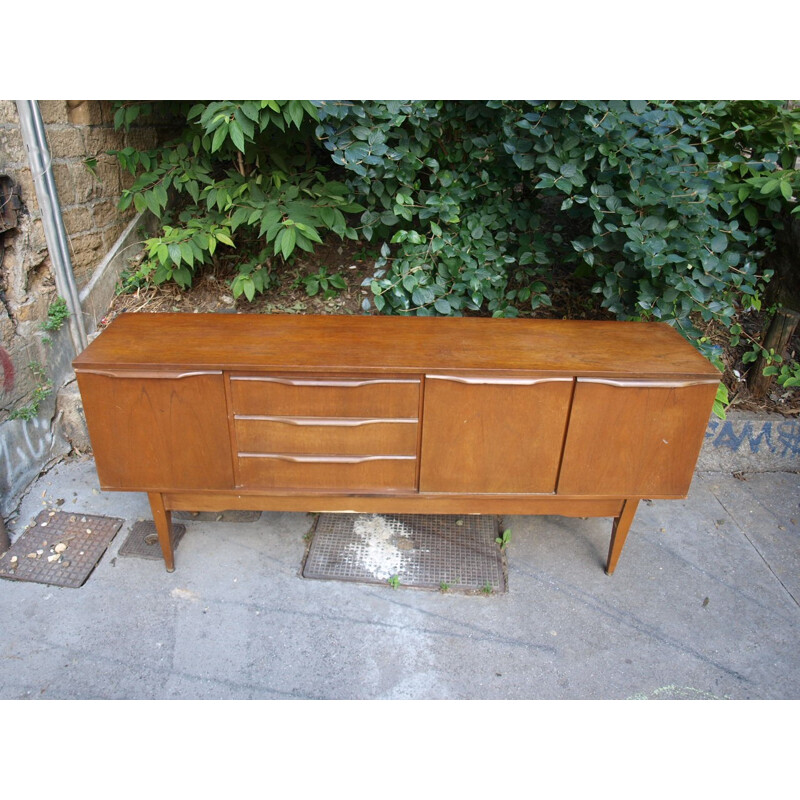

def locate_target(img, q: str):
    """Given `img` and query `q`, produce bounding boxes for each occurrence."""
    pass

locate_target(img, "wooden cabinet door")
[419,375,573,494]
[76,371,234,491]
[557,378,718,497]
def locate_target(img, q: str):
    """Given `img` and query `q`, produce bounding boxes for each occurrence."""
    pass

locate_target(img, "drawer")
[238,454,417,491]
[235,417,418,455]
[230,375,420,418]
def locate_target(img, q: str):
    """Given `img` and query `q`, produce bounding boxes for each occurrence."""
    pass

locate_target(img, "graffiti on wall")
[705,417,800,458]
[1,347,14,393]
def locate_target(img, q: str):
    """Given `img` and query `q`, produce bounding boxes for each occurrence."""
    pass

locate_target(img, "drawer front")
[235,417,418,456]
[230,376,420,418]
[238,454,417,491]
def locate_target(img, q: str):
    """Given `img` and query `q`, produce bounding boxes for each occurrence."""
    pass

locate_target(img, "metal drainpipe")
[16,100,88,354]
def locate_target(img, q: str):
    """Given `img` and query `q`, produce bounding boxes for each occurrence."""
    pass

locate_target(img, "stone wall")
[0,100,160,518]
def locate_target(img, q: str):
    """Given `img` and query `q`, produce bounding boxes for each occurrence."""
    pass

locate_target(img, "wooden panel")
[419,376,573,493]
[237,454,416,491]
[164,490,625,517]
[235,417,417,455]
[558,379,718,497]
[76,372,234,491]
[230,375,419,418]
[73,313,721,381]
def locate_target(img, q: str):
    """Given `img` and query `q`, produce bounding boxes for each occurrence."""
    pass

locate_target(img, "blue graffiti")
[705,418,800,457]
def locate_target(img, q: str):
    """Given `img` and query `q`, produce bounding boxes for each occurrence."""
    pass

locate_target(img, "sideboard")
[72,313,719,574]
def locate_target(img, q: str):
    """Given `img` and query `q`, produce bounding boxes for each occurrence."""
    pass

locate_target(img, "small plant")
[8,362,52,421]
[387,574,400,589]
[439,581,450,593]
[41,297,70,332]
[295,266,347,299]
[480,581,494,595]
[763,360,800,388]
[231,249,274,301]
[495,528,512,550]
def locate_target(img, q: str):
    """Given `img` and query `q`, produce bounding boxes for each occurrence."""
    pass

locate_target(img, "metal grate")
[303,513,506,593]
[0,511,123,588]
[118,520,187,560]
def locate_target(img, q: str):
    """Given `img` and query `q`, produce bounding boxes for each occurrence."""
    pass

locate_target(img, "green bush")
[111,100,799,342]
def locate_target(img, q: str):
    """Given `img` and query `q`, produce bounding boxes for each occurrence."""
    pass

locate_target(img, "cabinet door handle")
[238,453,415,464]
[235,415,416,426]
[577,377,720,388]
[426,374,573,386]
[75,369,222,379]
[230,376,419,387]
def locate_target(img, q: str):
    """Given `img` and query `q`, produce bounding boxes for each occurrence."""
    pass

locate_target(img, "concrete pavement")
[0,454,798,699]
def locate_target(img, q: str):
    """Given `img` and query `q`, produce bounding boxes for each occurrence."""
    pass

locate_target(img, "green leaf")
[434,297,452,314]
[211,124,228,153]
[780,180,793,201]
[710,233,727,253]
[513,153,537,170]
[760,178,780,194]
[229,120,246,153]
[280,226,296,259]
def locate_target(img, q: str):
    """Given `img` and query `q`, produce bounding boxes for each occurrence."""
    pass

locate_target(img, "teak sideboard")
[72,313,720,574]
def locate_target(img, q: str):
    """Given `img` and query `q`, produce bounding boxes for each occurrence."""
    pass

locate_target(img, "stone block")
[69,231,105,272]
[95,160,121,196]
[125,127,158,152]
[14,290,53,325]
[50,162,76,205]
[38,101,69,124]
[69,162,100,203]
[0,128,27,165]
[91,200,117,228]
[45,127,86,160]
[99,101,116,125]
[56,378,91,452]
[61,205,94,236]
[0,100,19,124]
[83,127,125,156]
[66,101,104,126]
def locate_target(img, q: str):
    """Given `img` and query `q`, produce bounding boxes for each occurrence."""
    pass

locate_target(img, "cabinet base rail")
[145,490,645,576]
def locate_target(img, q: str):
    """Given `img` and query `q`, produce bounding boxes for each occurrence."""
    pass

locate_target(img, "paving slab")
[0,455,798,699]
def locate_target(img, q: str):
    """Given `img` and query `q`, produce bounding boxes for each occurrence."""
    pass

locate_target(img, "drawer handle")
[238,453,416,464]
[230,376,419,387]
[577,377,720,388]
[427,374,573,386]
[76,369,222,379]
[235,415,417,426]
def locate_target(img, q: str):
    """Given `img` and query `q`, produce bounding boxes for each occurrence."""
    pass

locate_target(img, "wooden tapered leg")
[606,498,639,575]
[148,492,175,572]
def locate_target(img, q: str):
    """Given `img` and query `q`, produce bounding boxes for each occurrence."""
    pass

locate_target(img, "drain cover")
[303,513,506,593]
[0,511,123,588]
[118,520,187,560]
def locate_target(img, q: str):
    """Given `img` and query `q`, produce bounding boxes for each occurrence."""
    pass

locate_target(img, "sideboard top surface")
[73,313,719,379]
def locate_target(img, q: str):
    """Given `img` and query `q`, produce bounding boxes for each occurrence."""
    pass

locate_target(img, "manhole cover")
[303,513,506,593]
[118,520,187,560]
[0,511,123,588]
